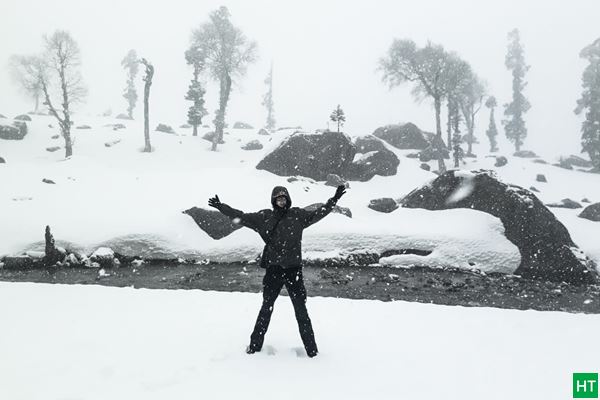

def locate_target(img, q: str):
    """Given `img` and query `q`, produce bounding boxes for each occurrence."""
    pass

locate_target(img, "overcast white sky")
[1,0,599,157]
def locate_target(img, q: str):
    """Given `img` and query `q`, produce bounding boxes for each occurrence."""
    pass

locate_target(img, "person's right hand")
[208,194,222,210]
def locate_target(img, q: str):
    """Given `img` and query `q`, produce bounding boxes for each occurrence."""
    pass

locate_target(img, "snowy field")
[0,282,598,400]
[1,114,600,273]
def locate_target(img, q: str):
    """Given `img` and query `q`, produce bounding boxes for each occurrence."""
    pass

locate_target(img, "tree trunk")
[337,120,340,133]
[446,101,452,150]
[34,93,39,114]
[142,63,154,153]
[434,96,446,173]
[467,114,474,156]
[192,124,198,137]
[213,73,232,151]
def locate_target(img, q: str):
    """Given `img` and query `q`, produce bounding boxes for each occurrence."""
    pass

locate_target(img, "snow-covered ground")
[1,114,600,273]
[0,282,598,400]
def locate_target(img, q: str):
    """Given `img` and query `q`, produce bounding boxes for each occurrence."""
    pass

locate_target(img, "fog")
[1,0,599,157]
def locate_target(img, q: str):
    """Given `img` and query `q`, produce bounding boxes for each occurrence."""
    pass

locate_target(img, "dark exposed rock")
[14,114,32,121]
[532,159,548,164]
[420,163,431,171]
[258,128,270,136]
[354,135,386,153]
[241,140,263,150]
[325,174,346,187]
[405,152,420,159]
[3,256,34,269]
[76,125,91,129]
[529,186,540,193]
[233,121,254,129]
[514,150,538,158]
[368,198,399,213]
[155,123,175,134]
[345,149,400,181]
[0,122,27,140]
[579,203,600,222]
[46,146,61,152]
[546,198,582,209]
[105,139,121,147]
[305,203,352,218]
[51,134,60,139]
[0,157,5,163]
[582,198,591,203]
[256,131,355,181]
[494,156,508,167]
[116,113,132,120]
[372,123,430,150]
[400,169,598,285]
[183,207,242,239]
[42,178,56,184]
[536,174,547,183]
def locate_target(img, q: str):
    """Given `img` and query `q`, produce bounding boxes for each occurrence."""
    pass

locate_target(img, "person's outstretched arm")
[302,185,346,228]
[208,195,264,232]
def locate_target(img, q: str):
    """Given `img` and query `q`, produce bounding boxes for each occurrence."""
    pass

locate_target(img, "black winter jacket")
[218,186,336,268]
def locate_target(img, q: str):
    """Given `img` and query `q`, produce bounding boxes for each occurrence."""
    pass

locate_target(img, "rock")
[529,186,540,192]
[304,203,352,218]
[532,159,548,164]
[14,114,32,121]
[105,139,121,147]
[400,169,598,285]
[104,123,126,130]
[180,124,191,129]
[183,207,242,239]
[42,178,56,184]
[0,113,5,118]
[345,149,400,181]
[256,131,355,181]
[372,123,430,150]
[258,128,270,136]
[51,134,60,139]
[579,203,600,222]
[420,163,431,171]
[90,247,116,268]
[0,122,27,140]
[494,156,508,167]
[354,135,386,153]
[546,198,582,209]
[368,198,399,213]
[405,152,420,159]
[241,140,263,150]
[0,157,5,163]
[155,123,175,134]
[554,159,573,170]
[76,125,91,129]
[233,121,254,129]
[116,113,132,120]
[513,150,538,158]
[3,255,34,269]
[562,155,593,168]
[46,146,61,152]
[325,174,347,187]
[582,198,591,203]
[419,145,450,162]
[536,174,547,183]
[202,131,225,144]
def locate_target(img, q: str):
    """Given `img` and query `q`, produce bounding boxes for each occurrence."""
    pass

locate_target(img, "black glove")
[332,185,346,201]
[208,194,222,210]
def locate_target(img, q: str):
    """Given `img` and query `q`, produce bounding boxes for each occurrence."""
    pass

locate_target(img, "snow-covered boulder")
[14,114,32,121]
[532,159,548,164]
[90,247,116,268]
[546,198,582,209]
[182,207,242,240]
[420,163,431,171]
[368,198,399,213]
[233,121,253,129]
[179,124,191,129]
[325,173,346,187]
[115,113,132,120]
[0,122,27,140]
[46,146,61,152]
[400,169,598,285]
[256,131,355,181]
[202,131,225,144]
[514,150,537,158]
[579,203,600,222]
[354,135,386,153]
[241,140,263,150]
[536,174,547,183]
[562,155,593,168]
[372,123,429,150]
[345,148,400,181]
[258,128,270,136]
[76,125,91,130]
[155,123,175,134]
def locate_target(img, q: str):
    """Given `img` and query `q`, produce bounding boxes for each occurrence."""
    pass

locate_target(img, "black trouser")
[249,265,318,354]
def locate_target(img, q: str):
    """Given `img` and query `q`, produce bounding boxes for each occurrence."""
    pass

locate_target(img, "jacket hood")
[271,186,292,209]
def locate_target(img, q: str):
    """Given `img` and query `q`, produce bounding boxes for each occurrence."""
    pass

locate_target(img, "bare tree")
[8,55,44,113]
[191,6,258,151]
[139,58,154,153]
[40,30,87,158]
[379,40,454,172]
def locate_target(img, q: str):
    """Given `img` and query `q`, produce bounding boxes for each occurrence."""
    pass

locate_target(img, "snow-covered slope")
[1,114,599,273]
[0,282,598,400]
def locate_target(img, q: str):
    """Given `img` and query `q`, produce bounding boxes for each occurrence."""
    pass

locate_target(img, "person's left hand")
[333,185,346,201]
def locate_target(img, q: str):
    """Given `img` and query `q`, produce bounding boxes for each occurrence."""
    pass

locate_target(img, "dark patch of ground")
[1,262,599,314]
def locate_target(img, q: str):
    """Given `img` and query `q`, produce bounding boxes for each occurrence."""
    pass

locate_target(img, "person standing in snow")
[208,184,346,358]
